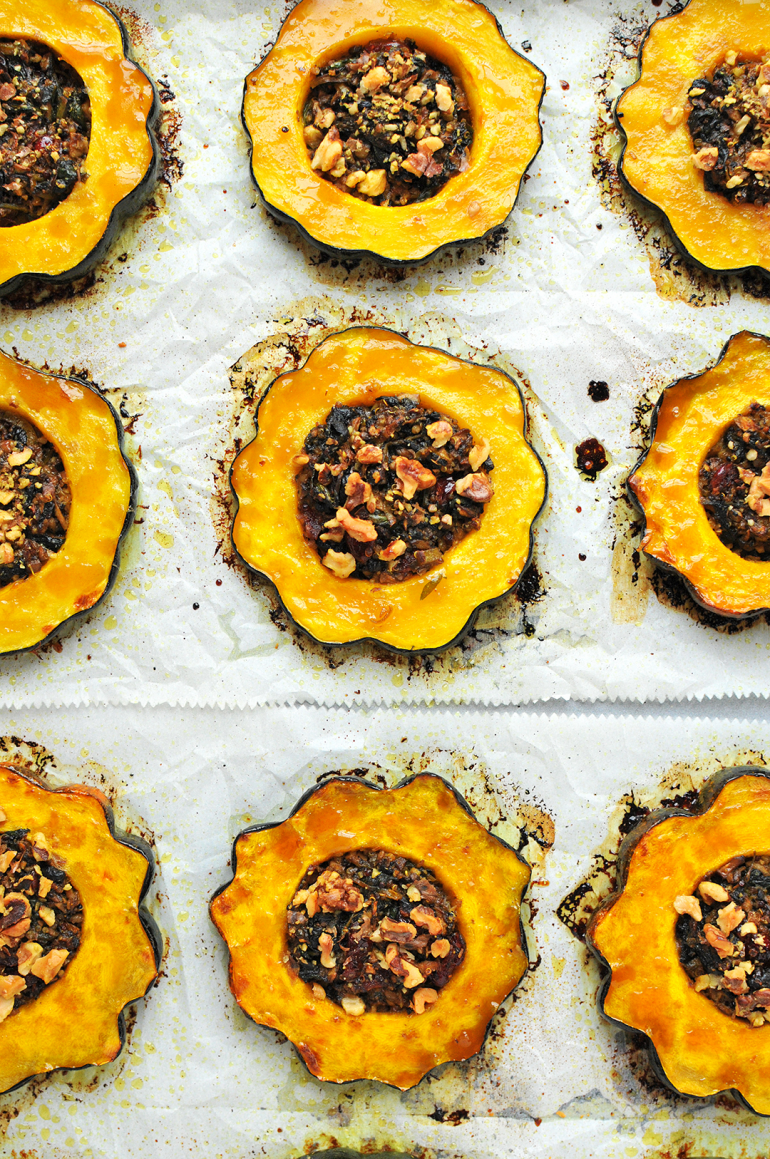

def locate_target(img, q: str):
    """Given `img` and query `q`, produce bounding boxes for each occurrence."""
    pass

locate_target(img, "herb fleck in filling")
[287,849,465,1015]
[303,38,473,207]
[0,826,83,1022]
[296,395,494,583]
[0,38,90,227]
[686,53,770,205]
[699,402,770,559]
[0,412,71,587]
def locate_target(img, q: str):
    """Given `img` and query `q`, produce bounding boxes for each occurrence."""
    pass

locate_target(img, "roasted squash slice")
[242,0,544,264]
[629,330,770,618]
[0,0,159,296]
[210,773,530,1090]
[0,348,136,655]
[588,767,770,1115]
[230,327,547,654]
[0,763,159,1094]
[616,0,770,277]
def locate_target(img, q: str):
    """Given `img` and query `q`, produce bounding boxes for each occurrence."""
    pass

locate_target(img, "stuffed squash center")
[0,826,82,1023]
[303,37,473,207]
[295,394,494,582]
[675,854,770,1027]
[0,38,91,226]
[699,402,770,559]
[287,848,465,1015]
[686,53,770,205]
[0,411,70,587]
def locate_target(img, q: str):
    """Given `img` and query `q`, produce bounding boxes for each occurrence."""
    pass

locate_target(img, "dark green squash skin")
[586,765,770,1117]
[614,0,770,282]
[229,326,548,656]
[1,356,138,659]
[0,765,162,1096]
[241,0,545,268]
[0,0,161,300]
[210,772,531,1091]
[626,329,770,622]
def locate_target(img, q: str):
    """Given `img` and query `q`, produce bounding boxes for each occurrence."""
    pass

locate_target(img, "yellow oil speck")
[414,279,431,297]
[80,748,88,758]
[132,1078,143,1090]
[154,530,174,548]
[146,1042,156,1053]
[392,673,403,687]
[642,1128,663,1146]
[472,268,496,285]
[552,957,565,979]
[625,1149,638,1157]
[435,285,460,295]
[22,329,33,341]
[114,1076,125,1091]
[66,1140,76,1149]
[158,241,173,253]
[158,480,173,500]
[161,30,172,41]
[178,911,188,922]
[4,331,14,343]
[171,55,180,67]
[104,615,118,630]
[171,464,182,475]
[125,589,137,600]
[146,567,156,577]
[132,576,141,588]
[40,1128,50,1141]
[39,1106,50,1121]
[68,1106,78,1117]
[66,321,78,333]
[123,285,136,297]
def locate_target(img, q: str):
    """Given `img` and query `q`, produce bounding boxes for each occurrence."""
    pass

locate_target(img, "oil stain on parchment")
[210,298,551,689]
[558,747,769,1119]
[593,4,769,306]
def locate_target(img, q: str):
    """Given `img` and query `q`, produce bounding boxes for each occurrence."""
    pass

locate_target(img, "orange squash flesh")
[0,349,135,655]
[589,771,770,1114]
[629,331,770,618]
[0,765,158,1093]
[617,0,770,275]
[0,0,158,293]
[210,774,530,1090]
[230,327,547,653]
[242,0,544,263]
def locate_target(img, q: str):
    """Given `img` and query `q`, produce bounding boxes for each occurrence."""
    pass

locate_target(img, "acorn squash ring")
[628,330,770,620]
[0,348,137,657]
[210,772,531,1090]
[241,0,545,265]
[0,763,160,1095]
[229,326,548,655]
[616,0,770,279]
[0,0,160,298]
[587,766,770,1115]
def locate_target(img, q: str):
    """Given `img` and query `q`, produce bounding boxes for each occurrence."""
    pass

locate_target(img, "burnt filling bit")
[295,395,494,583]
[687,54,770,205]
[699,402,770,559]
[287,849,465,1015]
[0,38,91,227]
[675,856,770,1026]
[0,827,83,1022]
[0,412,71,588]
[302,38,473,207]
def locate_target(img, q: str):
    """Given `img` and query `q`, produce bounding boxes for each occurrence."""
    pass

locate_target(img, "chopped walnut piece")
[322,549,357,578]
[311,127,343,172]
[409,905,445,936]
[746,149,770,171]
[395,456,437,500]
[430,938,450,958]
[662,105,685,127]
[407,885,422,903]
[311,982,326,1000]
[16,941,43,976]
[380,917,418,942]
[723,966,749,994]
[335,506,377,543]
[344,471,373,510]
[377,538,407,562]
[38,905,55,928]
[469,440,491,472]
[7,449,32,468]
[412,986,438,1014]
[356,444,382,465]
[360,66,390,93]
[455,473,494,504]
[740,921,759,935]
[674,894,702,921]
[435,83,454,113]
[357,170,387,198]
[37,875,52,900]
[341,995,366,1016]
[698,880,730,903]
[426,420,453,448]
[29,947,68,984]
[693,146,720,171]
[717,901,746,935]
[0,974,25,1000]
[703,922,736,958]
[318,931,336,969]
[746,462,770,517]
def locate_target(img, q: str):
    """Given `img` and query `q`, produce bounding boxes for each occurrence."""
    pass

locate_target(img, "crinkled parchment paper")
[0,702,765,1157]
[3,0,770,709]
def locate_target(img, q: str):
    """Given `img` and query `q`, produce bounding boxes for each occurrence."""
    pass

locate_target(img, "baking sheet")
[4,0,770,707]
[0,702,765,1157]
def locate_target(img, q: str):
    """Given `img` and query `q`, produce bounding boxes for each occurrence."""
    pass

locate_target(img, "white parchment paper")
[0,702,765,1157]
[3,0,770,708]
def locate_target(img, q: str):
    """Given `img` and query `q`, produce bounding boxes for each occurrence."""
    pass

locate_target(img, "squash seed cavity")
[699,402,770,559]
[676,855,770,1025]
[287,848,465,1014]
[0,412,71,588]
[0,826,82,1023]
[303,38,473,207]
[0,38,91,227]
[295,394,494,583]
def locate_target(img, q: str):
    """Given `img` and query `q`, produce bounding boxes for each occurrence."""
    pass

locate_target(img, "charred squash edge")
[0,764,161,1096]
[241,0,545,267]
[210,772,530,1090]
[228,325,548,656]
[1,357,138,658]
[627,329,770,621]
[586,765,770,1116]
[614,0,770,280]
[0,0,161,298]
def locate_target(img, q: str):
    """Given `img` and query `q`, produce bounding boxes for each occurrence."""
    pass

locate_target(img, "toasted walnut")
[321,550,356,578]
[698,880,729,903]
[435,83,454,113]
[412,987,438,1014]
[360,66,390,93]
[395,456,437,500]
[746,150,770,171]
[430,938,451,958]
[426,420,453,448]
[703,923,736,958]
[357,444,382,465]
[29,947,68,984]
[693,146,720,171]
[410,905,446,936]
[455,473,494,503]
[312,127,343,173]
[341,995,366,1016]
[377,538,407,562]
[335,506,377,543]
[469,440,491,472]
[318,931,336,969]
[662,105,685,127]
[344,472,373,509]
[717,901,746,935]
[16,941,43,976]
[674,894,703,921]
